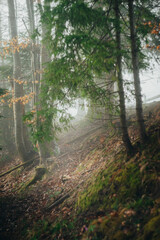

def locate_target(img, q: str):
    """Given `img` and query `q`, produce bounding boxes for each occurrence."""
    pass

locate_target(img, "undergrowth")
[5,120,160,240]
[77,133,160,240]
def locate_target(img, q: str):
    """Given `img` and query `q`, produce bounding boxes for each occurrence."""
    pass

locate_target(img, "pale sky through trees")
[0,0,160,109]
[141,61,160,101]
[124,60,160,105]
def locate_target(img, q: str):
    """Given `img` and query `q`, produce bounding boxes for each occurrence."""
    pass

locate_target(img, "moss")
[78,129,160,240]
[82,215,133,240]
[77,163,115,211]
[26,167,47,187]
[20,167,47,191]
[113,230,128,240]
[143,215,160,240]
[114,163,141,200]
[127,197,153,211]
[77,160,141,212]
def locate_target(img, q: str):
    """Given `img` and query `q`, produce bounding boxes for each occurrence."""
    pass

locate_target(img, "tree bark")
[26,0,45,164]
[27,0,52,165]
[26,0,38,105]
[128,0,147,143]
[114,0,134,155]
[2,105,16,158]
[0,0,4,66]
[38,0,54,164]
[7,0,27,161]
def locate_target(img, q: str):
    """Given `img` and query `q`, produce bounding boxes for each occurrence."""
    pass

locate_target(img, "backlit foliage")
[0,37,31,58]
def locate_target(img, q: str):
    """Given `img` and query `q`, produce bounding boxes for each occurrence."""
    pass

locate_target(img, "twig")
[0,156,39,178]
[46,191,71,211]
[46,180,84,211]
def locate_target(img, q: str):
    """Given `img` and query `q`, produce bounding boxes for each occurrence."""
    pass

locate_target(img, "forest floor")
[0,101,160,240]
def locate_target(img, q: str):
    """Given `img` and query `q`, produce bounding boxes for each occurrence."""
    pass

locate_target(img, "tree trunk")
[0,0,16,156]
[2,105,16,158]
[26,0,45,164]
[27,0,52,165]
[39,1,52,165]
[114,0,134,155]
[128,0,147,143]
[7,0,27,161]
[26,0,38,105]
[0,0,4,66]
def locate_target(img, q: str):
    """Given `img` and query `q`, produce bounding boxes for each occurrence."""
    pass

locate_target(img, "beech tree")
[26,0,39,106]
[7,0,28,161]
[25,0,59,164]
[26,0,42,161]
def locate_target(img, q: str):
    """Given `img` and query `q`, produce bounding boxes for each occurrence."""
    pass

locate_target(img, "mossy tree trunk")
[37,0,52,165]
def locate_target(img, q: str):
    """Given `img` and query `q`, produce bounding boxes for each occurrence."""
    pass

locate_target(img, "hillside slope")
[0,102,160,240]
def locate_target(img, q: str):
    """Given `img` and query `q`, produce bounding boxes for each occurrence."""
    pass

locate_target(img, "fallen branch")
[46,191,71,211]
[46,180,84,211]
[0,156,39,178]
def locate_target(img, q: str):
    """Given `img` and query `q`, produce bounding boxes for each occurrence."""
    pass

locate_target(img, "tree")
[37,0,115,131]
[7,0,28,161]
[37,0,134,155]
[128,0,147,143]
[26,0,37,106]
[114,0,133,155]
[0,88,6,150]
[38,0,52,164]
[28,0,160,156]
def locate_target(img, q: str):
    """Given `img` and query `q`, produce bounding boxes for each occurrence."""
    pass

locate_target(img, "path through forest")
[0,118,111,239]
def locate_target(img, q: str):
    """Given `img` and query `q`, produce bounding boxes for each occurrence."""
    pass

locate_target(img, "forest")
[0,0,160,239]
